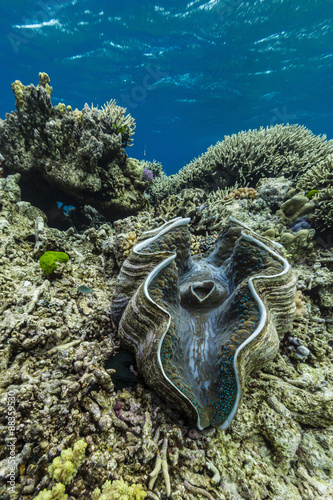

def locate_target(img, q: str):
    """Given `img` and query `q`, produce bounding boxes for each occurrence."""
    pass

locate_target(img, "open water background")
[0,0,332,174]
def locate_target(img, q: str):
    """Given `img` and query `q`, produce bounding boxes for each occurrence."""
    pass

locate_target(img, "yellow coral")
[11,80,26,109]
[73,108,83,123]
[92,479,146,500]
[34,483,67,500]
[48,439,87,485]
[38,72,53,95]
[295,290,306,317]
[190,235,201,255]
[57,103,66,115]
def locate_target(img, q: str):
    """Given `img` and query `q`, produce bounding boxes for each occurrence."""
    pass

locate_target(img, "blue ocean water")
[0,0,332,174]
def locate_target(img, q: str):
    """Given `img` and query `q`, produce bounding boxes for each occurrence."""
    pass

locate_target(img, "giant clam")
[111,217,296,430]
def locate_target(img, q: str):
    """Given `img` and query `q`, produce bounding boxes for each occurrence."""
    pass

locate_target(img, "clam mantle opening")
[111,217,296,430]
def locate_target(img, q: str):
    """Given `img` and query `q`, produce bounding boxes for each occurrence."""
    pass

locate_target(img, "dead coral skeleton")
[149,436,171,497]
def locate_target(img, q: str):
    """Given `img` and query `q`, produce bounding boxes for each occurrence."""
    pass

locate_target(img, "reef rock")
[0,73,147,218]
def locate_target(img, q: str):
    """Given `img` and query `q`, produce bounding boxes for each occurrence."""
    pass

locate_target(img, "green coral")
[305,189,318,199]
[39,251,69,275]
[92,479,146,500]
[48,439,87,485]
[34,483,67,500]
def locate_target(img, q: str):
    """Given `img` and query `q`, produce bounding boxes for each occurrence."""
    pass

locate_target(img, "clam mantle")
[111,217,296,430]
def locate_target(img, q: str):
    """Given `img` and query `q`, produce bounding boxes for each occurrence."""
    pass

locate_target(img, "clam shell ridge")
[111,217,296,430]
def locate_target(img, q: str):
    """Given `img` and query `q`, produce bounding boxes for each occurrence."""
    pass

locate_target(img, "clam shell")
[111,217,296,429]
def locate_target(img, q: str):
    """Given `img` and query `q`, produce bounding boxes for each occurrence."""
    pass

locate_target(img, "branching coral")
[297,154,333,191]
[100,100,136,147]
[295,154,333,231]
[149,437,171,497]
[147,125,333,201]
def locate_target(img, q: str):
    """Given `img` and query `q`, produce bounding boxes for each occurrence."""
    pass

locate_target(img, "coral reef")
[34,483,68,500]
[34,440,87,499]
[224,187,258,200]
[0,73,147,218]
[0,125,332,500]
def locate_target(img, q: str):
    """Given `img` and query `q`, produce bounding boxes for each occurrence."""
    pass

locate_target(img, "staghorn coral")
[0,73,147,217]
[147,124,333,201]
[311,187,333,231]
[297,153,333,191]
[92,479,146,500]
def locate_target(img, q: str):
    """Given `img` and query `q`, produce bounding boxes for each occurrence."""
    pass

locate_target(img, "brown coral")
[121,231,138,256]
[224,187,258,200]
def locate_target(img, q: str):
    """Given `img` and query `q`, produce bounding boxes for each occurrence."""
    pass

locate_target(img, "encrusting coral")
[224,186,258,200]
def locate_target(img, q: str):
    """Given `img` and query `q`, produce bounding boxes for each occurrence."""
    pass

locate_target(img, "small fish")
[77,285,93,294]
